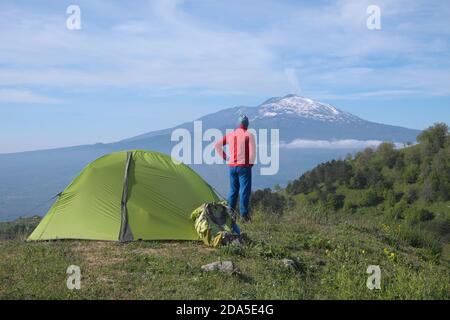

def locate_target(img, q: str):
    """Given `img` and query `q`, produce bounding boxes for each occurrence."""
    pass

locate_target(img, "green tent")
[28,150,219,241]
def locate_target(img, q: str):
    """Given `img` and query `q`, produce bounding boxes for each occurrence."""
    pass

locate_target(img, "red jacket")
[215,125,256,167]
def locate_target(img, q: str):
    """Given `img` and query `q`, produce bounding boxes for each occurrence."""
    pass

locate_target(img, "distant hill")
[0,215,40,240]
[0,94,420,220]
[286,123,450,248]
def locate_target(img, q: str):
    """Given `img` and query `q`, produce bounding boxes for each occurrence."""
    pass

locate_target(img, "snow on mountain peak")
[256,94,358,123]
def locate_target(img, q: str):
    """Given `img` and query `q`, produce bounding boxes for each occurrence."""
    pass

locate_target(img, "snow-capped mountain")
[123,94,416,143]
[255,94,362,123]
[0,94,421,220]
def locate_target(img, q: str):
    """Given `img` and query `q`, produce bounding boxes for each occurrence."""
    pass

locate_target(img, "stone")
[281,258,298,270]
[201,261,235,273]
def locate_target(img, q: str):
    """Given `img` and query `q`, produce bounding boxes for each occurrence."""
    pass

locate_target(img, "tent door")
[119,151,134,241]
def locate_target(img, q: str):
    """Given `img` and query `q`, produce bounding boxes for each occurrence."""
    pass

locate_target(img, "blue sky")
[0,0,449,153]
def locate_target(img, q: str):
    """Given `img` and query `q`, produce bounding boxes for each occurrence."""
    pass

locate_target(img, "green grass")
[0,216,40,240]
[1,202,449,300]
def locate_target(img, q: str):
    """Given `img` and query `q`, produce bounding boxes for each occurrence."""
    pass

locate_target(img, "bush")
[405,207,435,225]
[343,198,357,213]
[421,180,435,203]
[398,224,441,255]
[404,185,419,204]
[403,164,420,184]
[377,142,398,168]
[349,171,367,189]
[417,122,448,156]
[251,189,287,215]
[384,189,397,208]
[325,193,345,211]
[429,149,450,201]
[404,147,421,165]
[359,189,383,207]
[0,216,41,240]
[389,199,408,220]
[286,160,353,195]
[424,218,450,242]
[305,191,319,204]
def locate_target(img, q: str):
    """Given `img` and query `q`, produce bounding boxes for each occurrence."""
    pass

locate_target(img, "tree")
[394,152,406,171]
[377,142,398,168]
[273,184,281,192]
[421,179,435,203]
[404,147,421,166]
[429,148,450,200]
[366,167,384,188]
[417,122,448,156]
[350,170,367,189]
[404,185,419,204]
[403,164,420,184]
[286,159,353,195]
[325,193,345,211]
[360,188,382,207]
[251,189,287,215]
[355,147,375,169]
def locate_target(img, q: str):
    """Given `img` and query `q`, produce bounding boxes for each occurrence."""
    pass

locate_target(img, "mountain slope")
[122,95,418,143]
[0,95,420,220]
[286,123,450,252]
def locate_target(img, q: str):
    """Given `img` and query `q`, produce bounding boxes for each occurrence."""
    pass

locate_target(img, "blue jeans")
[227,166,252,218]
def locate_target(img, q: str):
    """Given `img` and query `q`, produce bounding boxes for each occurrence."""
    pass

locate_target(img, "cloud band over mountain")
[281,139,404,149]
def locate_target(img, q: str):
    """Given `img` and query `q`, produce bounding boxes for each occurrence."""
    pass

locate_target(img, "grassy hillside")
[286,123,450,259]
[0,203,448,299]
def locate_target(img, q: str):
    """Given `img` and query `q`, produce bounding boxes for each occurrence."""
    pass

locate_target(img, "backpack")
[190,202,243,247]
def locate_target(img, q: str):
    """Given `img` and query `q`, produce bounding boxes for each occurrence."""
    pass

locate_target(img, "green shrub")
[305,191,319,204]
[349,171,367,189]
[0,216,41,240]
[403,164,420,183]
[405,207,435,225]
[404,185,419,204]
[417,122,448,156]
[343,198,357,213]
[359,189,383,207]
[390,199,408,220]
[424,217,450,242]
[383,190,396,209]
[421,180,435,203]
[377,142,398,168]
[251,189,287,215]
[325,193,345,210]
[398,224,441,255]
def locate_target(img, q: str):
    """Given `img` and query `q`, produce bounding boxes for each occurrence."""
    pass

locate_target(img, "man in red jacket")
[215,115,256,222]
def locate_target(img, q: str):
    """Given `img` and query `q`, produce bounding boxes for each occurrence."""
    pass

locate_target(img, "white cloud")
[0,0,282,95]
[284,68,301,95]
[0,89,60,104]
[309,89,420,100]
[0,0,448,98]
[281,139,403,149]
[113,21,150,33]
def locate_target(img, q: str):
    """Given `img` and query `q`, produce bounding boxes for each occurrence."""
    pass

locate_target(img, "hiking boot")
[241,215,251,223]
